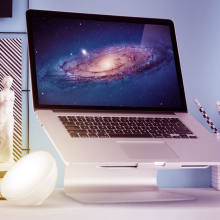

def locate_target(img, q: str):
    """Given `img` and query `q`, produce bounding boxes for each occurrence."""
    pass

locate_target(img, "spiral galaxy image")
[32,17,182,108]
[59,45,159,84]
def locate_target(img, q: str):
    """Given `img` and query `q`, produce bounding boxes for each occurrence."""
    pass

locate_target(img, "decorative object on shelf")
[212,165,220,190]
[212,102,220,190]
[0,39,22,163]
[211,133,220,191]
[194,100,220,191]
[0,151,58,206]
[193,99,218,133]
[0,76,15,163]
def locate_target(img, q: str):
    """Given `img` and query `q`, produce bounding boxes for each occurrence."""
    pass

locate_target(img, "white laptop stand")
[64,164,194,203]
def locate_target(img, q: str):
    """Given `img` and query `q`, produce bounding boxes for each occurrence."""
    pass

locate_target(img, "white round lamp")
[1,151,58,206]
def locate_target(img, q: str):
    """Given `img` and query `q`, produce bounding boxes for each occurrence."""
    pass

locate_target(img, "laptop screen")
[26,10,187,112]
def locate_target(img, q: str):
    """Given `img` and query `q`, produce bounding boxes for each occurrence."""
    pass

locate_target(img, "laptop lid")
[26,9,187,113]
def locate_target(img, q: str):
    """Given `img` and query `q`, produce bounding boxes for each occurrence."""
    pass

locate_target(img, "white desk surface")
[1,188,220,220]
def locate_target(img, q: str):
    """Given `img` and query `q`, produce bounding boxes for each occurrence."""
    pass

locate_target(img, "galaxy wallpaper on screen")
[32,17,182,108]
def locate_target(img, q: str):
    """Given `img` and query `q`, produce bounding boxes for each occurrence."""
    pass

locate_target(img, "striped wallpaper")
[0,38,22,161]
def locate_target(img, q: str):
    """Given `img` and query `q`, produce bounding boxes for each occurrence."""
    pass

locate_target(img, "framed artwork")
[0,39,22,165]
[0,0,12,18]
[0,38,22,199]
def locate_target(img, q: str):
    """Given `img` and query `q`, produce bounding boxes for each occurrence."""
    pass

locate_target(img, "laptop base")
[64,165,194,203]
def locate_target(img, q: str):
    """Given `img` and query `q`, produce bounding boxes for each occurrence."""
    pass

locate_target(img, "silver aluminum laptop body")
[26,10,220,203]
[35,110,220,166]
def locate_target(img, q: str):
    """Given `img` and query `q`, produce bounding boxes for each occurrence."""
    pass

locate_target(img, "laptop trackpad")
[117,141,179,159]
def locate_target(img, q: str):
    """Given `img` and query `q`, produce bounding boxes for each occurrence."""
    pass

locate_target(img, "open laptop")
[26,9,220,168]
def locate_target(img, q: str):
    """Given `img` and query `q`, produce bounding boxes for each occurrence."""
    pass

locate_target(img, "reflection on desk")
[1,188,220,220]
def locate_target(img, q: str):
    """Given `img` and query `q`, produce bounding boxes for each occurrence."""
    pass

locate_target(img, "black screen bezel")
[26,9,187,112]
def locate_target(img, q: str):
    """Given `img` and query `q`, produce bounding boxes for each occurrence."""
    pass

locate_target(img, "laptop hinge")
[52,109,175,115]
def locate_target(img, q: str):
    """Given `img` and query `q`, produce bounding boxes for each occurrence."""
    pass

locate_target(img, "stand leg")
[0,172,7,200]
[64,165,194,203]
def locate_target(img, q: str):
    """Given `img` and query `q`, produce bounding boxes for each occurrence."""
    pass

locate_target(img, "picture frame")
[0,38,22,199]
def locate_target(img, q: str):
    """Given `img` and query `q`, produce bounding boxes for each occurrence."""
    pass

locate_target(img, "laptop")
[26,9,220,168]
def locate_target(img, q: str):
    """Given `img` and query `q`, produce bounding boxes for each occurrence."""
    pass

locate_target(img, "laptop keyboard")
[58,116,197,139]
